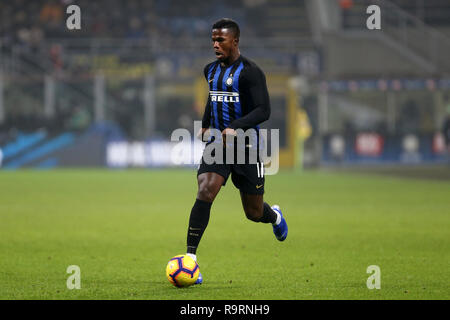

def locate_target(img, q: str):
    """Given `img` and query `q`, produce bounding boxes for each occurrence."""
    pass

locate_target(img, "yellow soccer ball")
[166,254,199,287]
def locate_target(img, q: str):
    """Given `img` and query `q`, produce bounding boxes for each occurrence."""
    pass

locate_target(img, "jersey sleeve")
[203,64,210,79]
[201,64,212,128]
[228,65,271,130]
[202,95,212,128]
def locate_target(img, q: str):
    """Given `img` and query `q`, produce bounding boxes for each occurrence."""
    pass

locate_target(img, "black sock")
[186,199,212,255]
[260,202,278,224]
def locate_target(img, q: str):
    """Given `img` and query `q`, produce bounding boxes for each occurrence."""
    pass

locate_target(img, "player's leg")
[186,172,224,257]
[232,161,288,241]
[240,192,287,241]
[239,192,277,223]
[232,161,276,223]
[186,171,225,285]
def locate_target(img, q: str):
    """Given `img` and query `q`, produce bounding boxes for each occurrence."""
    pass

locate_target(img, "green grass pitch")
[0,168,449,300]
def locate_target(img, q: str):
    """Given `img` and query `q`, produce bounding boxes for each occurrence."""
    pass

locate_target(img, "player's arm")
[201,95,211,128]
[198,64,213,140]
[198,96,212,141]
[228,66,270,130]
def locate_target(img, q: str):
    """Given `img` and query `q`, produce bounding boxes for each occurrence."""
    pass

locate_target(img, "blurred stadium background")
[1,0,450,301]
[0,0,449,171]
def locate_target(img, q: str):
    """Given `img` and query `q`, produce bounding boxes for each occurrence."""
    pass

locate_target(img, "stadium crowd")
[0,0,268,50]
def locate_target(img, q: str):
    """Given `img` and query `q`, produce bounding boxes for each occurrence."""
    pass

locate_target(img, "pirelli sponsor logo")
[209,91,240,103]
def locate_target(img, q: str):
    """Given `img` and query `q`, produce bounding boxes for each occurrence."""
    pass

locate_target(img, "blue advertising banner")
[322,132,447,165]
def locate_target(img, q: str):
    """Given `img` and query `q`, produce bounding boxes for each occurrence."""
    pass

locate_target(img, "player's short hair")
[212,18,240,39]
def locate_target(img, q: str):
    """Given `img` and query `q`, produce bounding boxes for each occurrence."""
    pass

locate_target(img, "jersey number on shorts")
[256,162,264,178]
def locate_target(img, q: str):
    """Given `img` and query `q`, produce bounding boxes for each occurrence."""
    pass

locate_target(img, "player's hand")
[222,128,237,136]
[222,128,237,147]
[197,128,210,141]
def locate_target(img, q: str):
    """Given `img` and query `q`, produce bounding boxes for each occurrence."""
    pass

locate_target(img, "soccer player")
[186,18,288,284]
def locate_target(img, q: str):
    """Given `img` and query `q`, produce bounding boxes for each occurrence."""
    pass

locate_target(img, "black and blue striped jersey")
[201,55,271,132]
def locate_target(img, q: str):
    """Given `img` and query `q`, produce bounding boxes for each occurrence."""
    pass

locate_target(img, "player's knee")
[197,183,216,203]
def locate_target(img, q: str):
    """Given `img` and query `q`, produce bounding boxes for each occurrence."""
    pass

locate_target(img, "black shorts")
[197,145,265,195]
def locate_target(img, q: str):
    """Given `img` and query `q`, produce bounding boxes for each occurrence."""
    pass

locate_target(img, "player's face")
[211,28,238,62]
